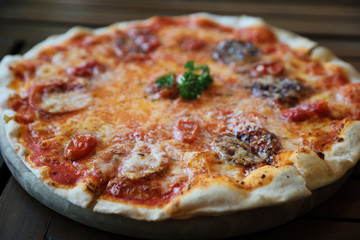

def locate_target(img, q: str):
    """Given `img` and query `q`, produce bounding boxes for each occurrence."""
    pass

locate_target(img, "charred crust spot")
[297,148,307,154]
[86,185,95,193]
[261,174,266,179]
[240,181,245,184]
[316,151,325,159]
[337,123,346,134]
[86,182,99,194]
[337,137,344,143]
[307,46,317,56]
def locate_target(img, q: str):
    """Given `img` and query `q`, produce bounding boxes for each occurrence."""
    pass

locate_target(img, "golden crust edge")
[290,120,360,190]
[94,166,311,220]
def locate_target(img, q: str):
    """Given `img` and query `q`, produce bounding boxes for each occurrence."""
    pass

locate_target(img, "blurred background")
[1,0,360,71]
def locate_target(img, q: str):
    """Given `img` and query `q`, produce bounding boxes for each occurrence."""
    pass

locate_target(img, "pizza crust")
[94,166,310,220]
[291,120,360,190]
[165,166,310,219]
[1,13,360,221]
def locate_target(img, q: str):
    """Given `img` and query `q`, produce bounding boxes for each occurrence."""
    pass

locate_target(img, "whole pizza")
[1,13,360,225]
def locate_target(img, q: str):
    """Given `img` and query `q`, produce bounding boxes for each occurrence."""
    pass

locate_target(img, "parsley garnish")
[156,61,213,100]
[179,61,213,100]
[156,72,175,87]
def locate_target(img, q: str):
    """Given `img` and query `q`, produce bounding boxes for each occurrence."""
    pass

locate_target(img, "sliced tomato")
[282,100,332,122]
[66,60,104,77]
[174,119,199,143]
[64,134,97,160]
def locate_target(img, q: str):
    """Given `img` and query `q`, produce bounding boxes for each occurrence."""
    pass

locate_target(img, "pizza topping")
[128,28,160,52]
[214,135,263,166]
[250,77,307,107]
[156,72,175,87]
[154,61,213,100]
[150,72,179,99]
[250,61,284,77]
[114,28,159,60]
[180,37,206,51]
[281,100,332,122]
[236,124,281,163]
[237,26,277,44]
[29,82,92,114]
[64,134,97,160]
[121,143,168,179]
[66,60,104,77]
[178,61,213,99]
[212,40,260,64]
[174,118,199,143]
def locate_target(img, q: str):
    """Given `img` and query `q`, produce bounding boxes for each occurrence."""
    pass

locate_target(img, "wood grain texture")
[242,218,360,240]
[1,1,360,39]
[0,38,17,196]
[5,0,360,19]
[0,178,51,240]
[308,179,360,220]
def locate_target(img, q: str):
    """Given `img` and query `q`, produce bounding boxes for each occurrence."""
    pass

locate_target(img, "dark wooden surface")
[1,0,360,239]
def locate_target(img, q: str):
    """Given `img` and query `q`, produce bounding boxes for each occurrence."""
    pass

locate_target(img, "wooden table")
[1,0,360,239]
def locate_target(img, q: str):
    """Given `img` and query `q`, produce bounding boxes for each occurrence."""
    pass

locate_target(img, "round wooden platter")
[0,120,352,239]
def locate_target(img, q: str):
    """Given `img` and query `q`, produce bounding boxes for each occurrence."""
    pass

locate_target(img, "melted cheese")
[121,142,167,179]
[40,90,92,113]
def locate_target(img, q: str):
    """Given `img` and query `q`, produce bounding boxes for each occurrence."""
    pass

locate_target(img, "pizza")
[1,13,360,222]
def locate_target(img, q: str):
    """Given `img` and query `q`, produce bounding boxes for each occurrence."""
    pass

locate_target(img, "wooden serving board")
[0,119,354,239]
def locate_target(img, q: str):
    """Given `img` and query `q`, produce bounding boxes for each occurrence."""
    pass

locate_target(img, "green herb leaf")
[155,61,213,100]
[156,72,175,87]
[179,61,213,100]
